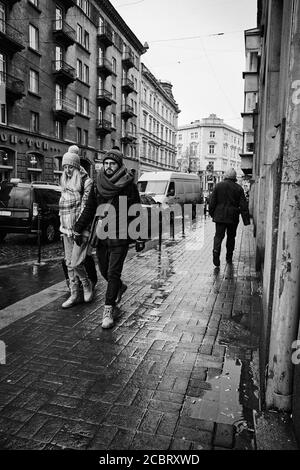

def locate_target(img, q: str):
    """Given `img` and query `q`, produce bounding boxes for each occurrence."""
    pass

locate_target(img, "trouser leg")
[226,224,238,257]
[105,245,129,306]
[213,223,227,255]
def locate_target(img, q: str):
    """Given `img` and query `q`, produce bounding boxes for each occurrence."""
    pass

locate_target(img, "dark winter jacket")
[209,178,250,225]
[74,178,141,246]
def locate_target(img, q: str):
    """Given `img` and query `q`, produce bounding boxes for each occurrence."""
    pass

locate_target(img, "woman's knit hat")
[103,149,123,168]
[62,145,81,170]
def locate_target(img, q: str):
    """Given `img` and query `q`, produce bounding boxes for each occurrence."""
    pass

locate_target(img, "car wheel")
[0,232,6,243]
[42,223,56,243]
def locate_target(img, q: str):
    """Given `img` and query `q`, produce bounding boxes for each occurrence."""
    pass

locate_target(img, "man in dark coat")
[209,168,250,267]
[73,149,143,328]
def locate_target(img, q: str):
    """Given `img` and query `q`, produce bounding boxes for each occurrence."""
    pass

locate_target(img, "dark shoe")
[213,251,220,267]
[116,283,127,304]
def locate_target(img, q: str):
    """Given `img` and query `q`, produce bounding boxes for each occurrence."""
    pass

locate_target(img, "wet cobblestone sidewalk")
[0,218,261,450]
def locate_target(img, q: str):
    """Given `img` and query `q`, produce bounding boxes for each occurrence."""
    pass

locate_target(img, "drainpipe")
[266,0,300,410]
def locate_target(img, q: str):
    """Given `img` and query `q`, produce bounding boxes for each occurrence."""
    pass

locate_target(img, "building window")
[210,131,215,138]
[111,113,116,128]
[29,69,39,94]
[112,57,116,73]
[0,104,6,125]
[82,0,90,15]
[76,59,82,80]
[83,129,88,146]
[112,85,116,101]
[77,127,82,144]
[83,64,89,84]
[83,97,89,116]
[55,121,63,139]
[84,31,89,50]
[178,134,182,141]
[29,24,39,51]
[30,111,39,133]
[209,144,215,154]
[76,94,82,113]
[77,24,82,44]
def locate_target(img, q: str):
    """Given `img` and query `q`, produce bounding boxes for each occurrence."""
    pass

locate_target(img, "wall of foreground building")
[252,0,300,444]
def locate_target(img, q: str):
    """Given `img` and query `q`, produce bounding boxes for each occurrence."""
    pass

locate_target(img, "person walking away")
[59,145,94,308]
[209,168,250,267]
[73,149,143,329]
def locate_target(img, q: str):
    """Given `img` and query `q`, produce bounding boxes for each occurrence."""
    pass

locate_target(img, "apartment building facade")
[0,0,145,183]
[176,114,243,192]
[139,64,180,176]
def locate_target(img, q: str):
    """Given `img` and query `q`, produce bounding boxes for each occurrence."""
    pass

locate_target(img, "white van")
[137,171,203,208]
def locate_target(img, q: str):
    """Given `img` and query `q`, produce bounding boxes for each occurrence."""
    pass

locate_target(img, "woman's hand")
[73,232,83,246]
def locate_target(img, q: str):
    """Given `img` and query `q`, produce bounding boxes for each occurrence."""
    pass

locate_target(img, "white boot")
[62,281,80,309]
[102,305,114,329]
[81,278,94,303]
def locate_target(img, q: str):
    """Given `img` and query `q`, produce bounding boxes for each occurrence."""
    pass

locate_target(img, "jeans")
[97,242,129,306]
[213,223,238,257]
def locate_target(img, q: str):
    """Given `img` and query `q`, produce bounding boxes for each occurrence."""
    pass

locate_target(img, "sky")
[109,0,257,131]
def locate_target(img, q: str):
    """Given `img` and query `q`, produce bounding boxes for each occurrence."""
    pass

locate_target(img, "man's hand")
[73,232,83,246]
[135,240,145,252]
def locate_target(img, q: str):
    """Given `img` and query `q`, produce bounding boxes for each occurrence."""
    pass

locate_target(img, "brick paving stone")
[108,428,135,450]
[213,422,234,449]
[50,431,91,450]
[16,414,49,439]
[131,432,171,450]
[31,418,65,443]
[156,412,179,437]
[174,426,213,445]
[139,410,162,434]
[169,438,192,450]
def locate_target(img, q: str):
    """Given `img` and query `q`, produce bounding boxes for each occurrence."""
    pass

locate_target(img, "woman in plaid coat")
[59,145,94,308]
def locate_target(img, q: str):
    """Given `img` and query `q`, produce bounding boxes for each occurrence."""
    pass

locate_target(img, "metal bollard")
[37,207,42,264]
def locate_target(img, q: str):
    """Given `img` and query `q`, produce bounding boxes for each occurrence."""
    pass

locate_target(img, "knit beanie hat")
[62,145,80,170]
[224,168,237,181]
[103,149,123,168]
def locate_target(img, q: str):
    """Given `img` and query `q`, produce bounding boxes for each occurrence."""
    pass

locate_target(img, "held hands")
[135,240,145,252]
[73,232,83,247]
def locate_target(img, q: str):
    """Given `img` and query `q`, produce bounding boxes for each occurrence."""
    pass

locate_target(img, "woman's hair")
[60,167,81,192]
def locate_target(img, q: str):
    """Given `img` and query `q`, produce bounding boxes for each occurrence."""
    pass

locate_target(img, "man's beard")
[104,168,117,178]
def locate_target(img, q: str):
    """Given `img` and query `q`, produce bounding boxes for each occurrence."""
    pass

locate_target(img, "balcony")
[121,78,135,94]
[240,155,253,176]
[97,58,113,77]
[52,20,76,48]
[58,0,76,10]
[121,132,137,144]
[52,60,76,85]
[0,20,24,55]
[97,25,113,47]
[122,50,135,69]
[96,89,114,107]
[1,73,25,101]
[121,104,135,120]
[2,0,21,7]
[53,99,75,121]
[96,119,112,135]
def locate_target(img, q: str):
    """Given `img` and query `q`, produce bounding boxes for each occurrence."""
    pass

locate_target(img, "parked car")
[0,180,61,243]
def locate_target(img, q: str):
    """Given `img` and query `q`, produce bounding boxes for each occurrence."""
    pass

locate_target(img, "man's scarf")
[96,165,134,199]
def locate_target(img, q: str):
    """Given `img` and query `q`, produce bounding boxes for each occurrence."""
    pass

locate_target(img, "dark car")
[0,181,61,243]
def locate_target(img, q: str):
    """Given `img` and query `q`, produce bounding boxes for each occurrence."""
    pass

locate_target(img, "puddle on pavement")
[0,259,64,309]
[187,346,259,433]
